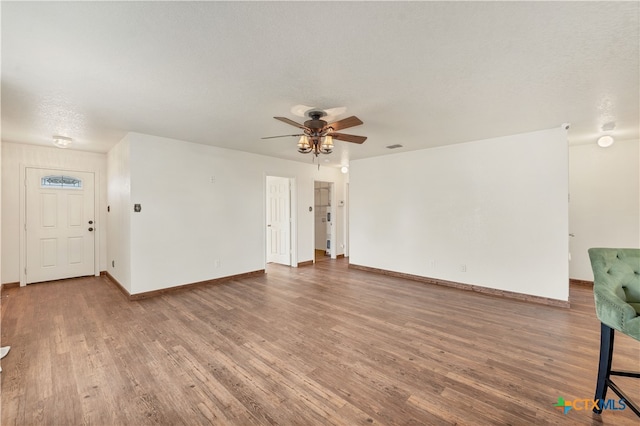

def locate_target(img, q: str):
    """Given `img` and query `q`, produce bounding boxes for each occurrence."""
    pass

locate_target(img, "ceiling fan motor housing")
[304,119,328,132]
[304,110,331,133]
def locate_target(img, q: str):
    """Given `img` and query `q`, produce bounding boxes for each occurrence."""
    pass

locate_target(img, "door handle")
[88,227,94,232]
[88,220,94,224]
[267,224,271,227]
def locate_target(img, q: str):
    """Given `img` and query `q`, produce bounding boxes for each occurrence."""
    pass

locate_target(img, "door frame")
[264,174,297,267]
[19,164,100,286]
[344,182,349,258]
[313,180,337,260]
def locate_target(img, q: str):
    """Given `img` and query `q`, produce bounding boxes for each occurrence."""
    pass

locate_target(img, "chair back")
[588,248,640,339]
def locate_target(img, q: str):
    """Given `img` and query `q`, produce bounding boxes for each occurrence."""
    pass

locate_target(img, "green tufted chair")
[588,247,640,417]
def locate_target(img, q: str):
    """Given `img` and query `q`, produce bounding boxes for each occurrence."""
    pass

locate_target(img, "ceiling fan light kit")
[297,134,333,154]
[263,109,367,158]
[297,135,312,153]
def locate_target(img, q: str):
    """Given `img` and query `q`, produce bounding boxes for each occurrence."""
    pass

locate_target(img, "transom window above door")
[40,175,83,189]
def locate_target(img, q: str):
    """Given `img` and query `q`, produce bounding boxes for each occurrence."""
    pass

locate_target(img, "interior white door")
[26,168,95,284]
[266,176,291,265]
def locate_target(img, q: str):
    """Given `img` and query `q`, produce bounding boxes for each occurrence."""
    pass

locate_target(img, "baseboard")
[105,272,131,299]
[349,264,570,308]
[0,282,20,290]
[570,278,593,286]
[106,270,265,301]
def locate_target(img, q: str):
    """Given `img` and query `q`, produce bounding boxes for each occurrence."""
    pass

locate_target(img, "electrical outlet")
[460,264,467,272]
[214,259,221,268]
[430,260,436,269]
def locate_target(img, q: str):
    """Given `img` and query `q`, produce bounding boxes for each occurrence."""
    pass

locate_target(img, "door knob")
[88,227,94,232]
[88,220,94,224]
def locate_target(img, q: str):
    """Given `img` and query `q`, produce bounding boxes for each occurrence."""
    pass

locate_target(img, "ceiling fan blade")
[331,133,367,144]
[261,134,304,139]
[327,116,363,131]
[274,116,306,129]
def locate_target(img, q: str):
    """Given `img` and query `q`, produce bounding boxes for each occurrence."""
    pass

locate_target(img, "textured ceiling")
[2,1,638,166]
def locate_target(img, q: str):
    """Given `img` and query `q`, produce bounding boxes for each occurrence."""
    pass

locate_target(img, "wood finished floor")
[315,249,331,262]
[1,259,639,425]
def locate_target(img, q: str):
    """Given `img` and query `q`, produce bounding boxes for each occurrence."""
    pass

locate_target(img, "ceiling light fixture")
[263,110,366,158]
[296,124,335,157]
[597,135,614,148]
[52,135,72,149]
[298,134,333,156]
[597,122,616,148]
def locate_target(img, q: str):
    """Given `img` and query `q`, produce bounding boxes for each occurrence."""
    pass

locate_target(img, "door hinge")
[24,267,27,275]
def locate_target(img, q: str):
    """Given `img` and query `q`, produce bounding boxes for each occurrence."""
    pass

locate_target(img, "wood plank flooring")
[1,258,639,425]
[315,249,330,262]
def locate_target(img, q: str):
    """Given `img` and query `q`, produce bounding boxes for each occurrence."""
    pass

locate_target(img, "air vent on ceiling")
[386,144,403,149]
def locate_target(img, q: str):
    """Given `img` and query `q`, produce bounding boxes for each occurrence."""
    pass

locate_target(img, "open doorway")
[314,181,335,262]
[266,176,293,266]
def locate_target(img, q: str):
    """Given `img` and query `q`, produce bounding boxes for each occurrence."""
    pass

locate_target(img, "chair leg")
[593,323,614,414]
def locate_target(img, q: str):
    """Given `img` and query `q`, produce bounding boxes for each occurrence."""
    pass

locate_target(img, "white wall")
[569,139,640,281]
[1,142,108,284]
[110,133,345,295]
[106,136,132,292]
[1,142,2,288]
[350,128,569,301]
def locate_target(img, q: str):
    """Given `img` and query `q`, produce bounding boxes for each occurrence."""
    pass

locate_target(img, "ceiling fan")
[262,109,367,157]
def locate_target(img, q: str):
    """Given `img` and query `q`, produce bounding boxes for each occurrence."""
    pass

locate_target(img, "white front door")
[26,168,95,284]
[266,176,291,265]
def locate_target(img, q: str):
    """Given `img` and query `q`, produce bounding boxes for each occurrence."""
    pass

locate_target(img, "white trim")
[329,181,337,259]
[20,164,100,285]
[290,178,298,267]
[93,170,100,277]
[344,182,349,258]
[19,164,26,286]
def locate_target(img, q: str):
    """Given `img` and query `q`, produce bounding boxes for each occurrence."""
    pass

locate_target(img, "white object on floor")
[0,346,10,359]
